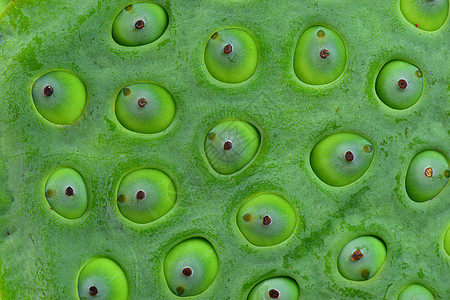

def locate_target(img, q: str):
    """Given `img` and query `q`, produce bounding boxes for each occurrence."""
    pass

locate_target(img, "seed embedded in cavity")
[137,97,147,107]
[135,20,145,29]
[243,213,252,222]
[320,49,329,58]
[351,249,364,261]
[89,286,99,296]
[122,88,131,96]
[43,86,53,96]
[65,186,74,196]
[176,286,185,295]
[118,194,126,203]
[269,289,280,298]
[398,79,408,89]
[182,267,192,277]
[223,140,233,151]
[424,167,433,178]
[136,190,146,200]
[345,151,354,162]
[262,215,272,225]
[223,44,233,54]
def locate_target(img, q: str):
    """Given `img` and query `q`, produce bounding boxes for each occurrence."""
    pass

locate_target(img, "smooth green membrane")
[112,2,168,46]
[236,193,297,247]
[204,28,258,83]
[45,168,88,219]
[310,132,374,187]
[400,0,449,31]
[204,120,260,175]
[163,238,219,297]
[293,25,346,85]
[31,71,87,125]
[247,277,299,300]
[337,236,387,281]
[405,150,449,202]
[117,168,176,224]
[115,82,176,134]
[77,257,128,300]
[375,60,423,110]
[398,283,435,300]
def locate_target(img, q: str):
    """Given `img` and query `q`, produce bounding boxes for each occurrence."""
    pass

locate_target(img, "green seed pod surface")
[115,82,176,134]
[45,168,88,219]
[405,150,449,202]
[117,168,176,224]
[112,2,168,46]
[375,60,423,110]
[236,193,297,247]
[293,25,346,85]
[445,226,450,255]
[337,236,387,281]
[400,0,449,31]
[397,283,435,300]
[0,0,9,12]
[204,120,260,175]
[77,257,129,300]
[310,132,374,187]
[163,238,219,297]
[31,71,87,125]
[204,28,258,84]
[247,277,300,300]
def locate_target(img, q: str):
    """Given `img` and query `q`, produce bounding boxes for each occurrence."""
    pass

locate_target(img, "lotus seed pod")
[337,236,387,281]
[310,133,374,187]
[45,168,88,219]
[163,238,219,297]
[400,0,449,31]
[293,26,346,85]
[248,277,299,300]
[205,120,260,175]
[117,168,176,224]
[398,283,435,300]
[405,150,449,202]
[115,82,176,134]
[31,71,87,125]
[77,257,128,299]
[444,227,450,255]
[204,28,258,83]
[375,60,423,110]
[112,2,168,46]
[236,193,297,247]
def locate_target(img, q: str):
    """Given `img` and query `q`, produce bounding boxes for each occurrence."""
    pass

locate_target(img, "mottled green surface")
[0,0,449,299]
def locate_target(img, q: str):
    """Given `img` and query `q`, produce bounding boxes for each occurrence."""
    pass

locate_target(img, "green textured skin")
[0,0,449,299]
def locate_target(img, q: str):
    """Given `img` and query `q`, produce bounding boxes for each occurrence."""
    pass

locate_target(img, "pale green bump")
[310,132,374,187]
[400,0,449,31]
[32,71,87,125]
[77,257,128,300]
[248,277,299,300]
[444,226,450,255]
[117,168,176,224]
[294,25,346,85]
[405,150,449,202]
[236,193,297,247]
[337,236,386,281]
[204,28,258,83]
[115,82,176,134]
[45,168,88,220]
[398,283,434,300]
[205,120,260,175]
[375,60,423,110]
[112,2,168,46]
[164,238,219,297]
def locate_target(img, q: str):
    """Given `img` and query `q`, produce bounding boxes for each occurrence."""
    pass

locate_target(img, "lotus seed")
[262,215,272,225]
[136,190,146,200]
[137,97,147,107]
[398,79,407,89]
[65,186,74,196]
[89,286,98,296]
[223,44,232,54]
[345,151,354,162]
[182,267,192,277]
[135,19,145,29]
[269,289,279,298]
[223,140,233,151]
[350,250,364,261]
[43,85,53,96]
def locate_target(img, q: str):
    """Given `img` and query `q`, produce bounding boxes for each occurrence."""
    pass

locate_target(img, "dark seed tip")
[269,289,280,298]
[345,151,354,162]
[320,49,329,58]
[350,249,364,261]
[223,44,233,54]
[137,97,147,107]
[89,286,98,296]
[135,20,145,29]
[262,215,272,225]
[44,86,53,96]
[65,186,74,196]
[424,167,433,178]
[182,267,192,277]
[398,79,407,89]
[224,141,233,151]
[136,190,146,200]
